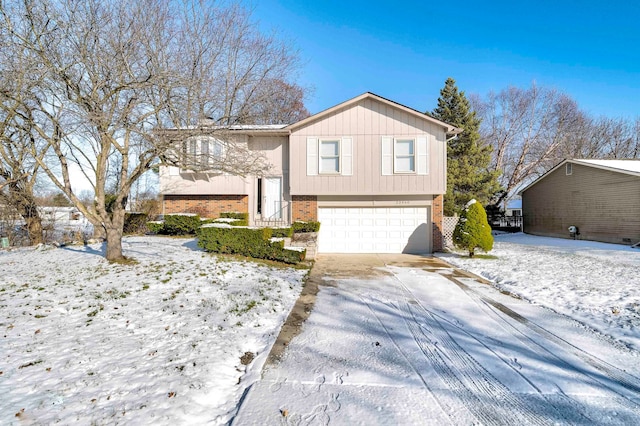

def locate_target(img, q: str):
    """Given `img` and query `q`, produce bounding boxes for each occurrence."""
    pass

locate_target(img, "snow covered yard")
[439,233,640,351]
[0,236,307,425]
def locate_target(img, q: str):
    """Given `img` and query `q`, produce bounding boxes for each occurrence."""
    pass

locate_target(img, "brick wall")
[432,194,444,252]
[163,195,248,218]
[291,195,317,222]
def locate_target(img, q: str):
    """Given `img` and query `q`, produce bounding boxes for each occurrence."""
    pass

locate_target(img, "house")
[505,199,522,217]
[520,159,640,245]
[159,92,461,254]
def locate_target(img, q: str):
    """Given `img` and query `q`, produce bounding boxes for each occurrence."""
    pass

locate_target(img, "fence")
[442,216,459,249]
[443,215,522,249]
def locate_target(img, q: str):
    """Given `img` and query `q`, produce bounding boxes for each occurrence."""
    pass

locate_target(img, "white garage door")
[317,207,430,254]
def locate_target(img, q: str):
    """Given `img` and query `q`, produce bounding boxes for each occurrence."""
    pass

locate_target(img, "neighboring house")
[520,159,640,245]
[505,199,522,217]
[159,92,460,254]
[40,206,91,230]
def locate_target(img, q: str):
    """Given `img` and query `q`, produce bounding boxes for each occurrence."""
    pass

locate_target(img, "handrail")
[261,200,290,225]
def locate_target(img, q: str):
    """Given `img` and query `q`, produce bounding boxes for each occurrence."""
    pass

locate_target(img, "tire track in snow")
[401,299,564,425]
[378,268,612,425]
[358,295,457,425]
[401,299,592,425]
[447,275,640,406]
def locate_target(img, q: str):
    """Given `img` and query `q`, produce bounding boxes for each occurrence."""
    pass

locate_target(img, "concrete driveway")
[232,254,640,425]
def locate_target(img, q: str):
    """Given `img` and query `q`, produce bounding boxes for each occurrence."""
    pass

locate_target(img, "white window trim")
[566,163,573,175]
[319,138,342,174]
[393,138,416,174]
[182,136,223,172]
[308,136,353,176]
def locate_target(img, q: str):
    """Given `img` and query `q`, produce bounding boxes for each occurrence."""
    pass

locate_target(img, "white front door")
[264,177,282,219]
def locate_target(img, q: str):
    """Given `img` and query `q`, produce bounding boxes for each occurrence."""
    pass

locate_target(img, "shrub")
[124,213,149,235]
[197,225,305,264]
[163,214,201,235]
[212,217,249,226]
[270,227,293,238]
[147,221,164,234]
[220,212,249,220]
[292,221,321,233]
[452,199,493,257]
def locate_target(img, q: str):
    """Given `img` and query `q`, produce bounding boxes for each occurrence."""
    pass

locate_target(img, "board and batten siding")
[289,98,447,195]
[159,135,287,196]
[522,163,640,244]
[159,167,247,195]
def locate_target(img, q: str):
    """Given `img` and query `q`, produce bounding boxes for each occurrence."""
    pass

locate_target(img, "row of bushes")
[197,225,305,264]
[95,211,322,237]
[145,213,320,264]
[147,213,320,237]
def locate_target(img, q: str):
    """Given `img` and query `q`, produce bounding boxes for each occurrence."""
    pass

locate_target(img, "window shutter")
[417,136,428,175]
[341,137,353,176]
[307,137,318,176]
[381,136,393,175]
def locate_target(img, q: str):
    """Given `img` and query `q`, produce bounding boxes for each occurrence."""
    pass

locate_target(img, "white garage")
[317,206,431,254]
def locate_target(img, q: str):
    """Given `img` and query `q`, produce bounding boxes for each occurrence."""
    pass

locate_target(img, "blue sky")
[252,0,640,118]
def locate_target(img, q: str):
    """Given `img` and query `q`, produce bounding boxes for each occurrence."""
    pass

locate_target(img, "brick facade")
[291,195,318,222]
[432,194,444,252]
[163,194,248,218]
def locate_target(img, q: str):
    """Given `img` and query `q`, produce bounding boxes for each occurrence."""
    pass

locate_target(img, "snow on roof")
[227,124,288,130]
[163,124,289,131]
[574,159,640,174]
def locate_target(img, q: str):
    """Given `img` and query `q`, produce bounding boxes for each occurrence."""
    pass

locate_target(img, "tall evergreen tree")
[430,78,501,216]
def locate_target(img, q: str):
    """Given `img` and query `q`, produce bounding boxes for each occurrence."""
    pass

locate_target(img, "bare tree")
[0,32,48,245]
[0,0,305,261]
[474,84,585,203]
[245,79,310,124]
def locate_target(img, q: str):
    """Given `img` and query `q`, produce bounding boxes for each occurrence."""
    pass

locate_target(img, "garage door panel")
[318,206,430,254]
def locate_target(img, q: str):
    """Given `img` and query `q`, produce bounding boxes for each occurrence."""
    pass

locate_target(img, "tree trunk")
[25,215,43,245]
[105,226,124,262]
[10,182,44,245]
[104,208,126,262]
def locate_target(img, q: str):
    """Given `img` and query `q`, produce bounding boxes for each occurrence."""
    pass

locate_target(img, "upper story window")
[394,138,415,173]
[382,135,428,176]
[319,139,341,174]
[566,163,573,175]
[182,136,223,171]
[306,137,352,176]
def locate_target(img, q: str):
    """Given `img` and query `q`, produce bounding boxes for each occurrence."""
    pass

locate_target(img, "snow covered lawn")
[439,233,640,350]
[0,236,307,425]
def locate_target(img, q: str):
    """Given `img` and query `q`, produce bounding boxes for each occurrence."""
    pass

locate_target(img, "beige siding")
[248,135,287,175]
[289,98,447,195]
[159,167,249,195]
[159,135,287,196]
[523,163,640,244]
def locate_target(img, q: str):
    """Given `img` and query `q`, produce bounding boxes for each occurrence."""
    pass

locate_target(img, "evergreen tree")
[430,78,501,216]
[452,199,493,257]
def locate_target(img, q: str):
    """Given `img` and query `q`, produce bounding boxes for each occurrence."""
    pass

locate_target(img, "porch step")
[254,220,289,228]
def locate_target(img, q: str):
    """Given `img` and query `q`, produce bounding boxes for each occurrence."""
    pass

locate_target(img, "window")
[394,138,415,173]
[382,136,428,176]
[307,137,352,176]
[182,136,223,171]
[566,163,573,175]
[319,139,340,173]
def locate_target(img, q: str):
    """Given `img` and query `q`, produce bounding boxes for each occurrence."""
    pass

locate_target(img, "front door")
[264,177,282,219]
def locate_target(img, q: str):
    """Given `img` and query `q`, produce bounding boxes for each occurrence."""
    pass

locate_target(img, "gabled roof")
[285,92,463,134]
[520,158,640,194]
